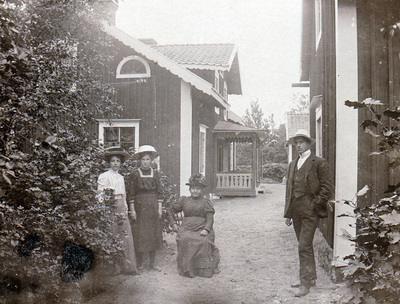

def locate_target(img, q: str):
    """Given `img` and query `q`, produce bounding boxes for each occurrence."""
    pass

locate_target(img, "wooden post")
[212,133,219,194]
[251,134,257,192]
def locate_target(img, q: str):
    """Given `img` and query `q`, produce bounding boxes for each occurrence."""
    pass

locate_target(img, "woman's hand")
[158,201,163,219]
[128,210,137,221]
[172,223,179,233]
[200,229,209,236]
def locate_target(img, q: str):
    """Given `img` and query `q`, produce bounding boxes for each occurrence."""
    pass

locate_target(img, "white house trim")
[180,80,192,196]
[97,118,140,151]
[116,55,151,78]
[199,124,208,176]
[333,0,358,266]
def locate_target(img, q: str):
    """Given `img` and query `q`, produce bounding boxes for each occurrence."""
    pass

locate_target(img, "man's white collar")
[299,149,311,159]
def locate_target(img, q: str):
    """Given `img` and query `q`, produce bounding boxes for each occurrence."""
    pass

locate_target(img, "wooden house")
[96,20,265,197]
[300,0,400,265]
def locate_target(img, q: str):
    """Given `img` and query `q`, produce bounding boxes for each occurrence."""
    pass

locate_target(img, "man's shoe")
[291,279,316,288]
[149,264,161,272]
[294,285,310,297]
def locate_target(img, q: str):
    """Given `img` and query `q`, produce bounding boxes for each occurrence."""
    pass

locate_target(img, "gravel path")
[86,183,347,304]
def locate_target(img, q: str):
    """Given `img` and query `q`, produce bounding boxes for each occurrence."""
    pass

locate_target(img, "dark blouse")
[169,196,215,232]
[127,168,163,200]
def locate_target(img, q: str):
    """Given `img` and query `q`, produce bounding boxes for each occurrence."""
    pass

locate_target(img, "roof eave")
[105,25,229,109]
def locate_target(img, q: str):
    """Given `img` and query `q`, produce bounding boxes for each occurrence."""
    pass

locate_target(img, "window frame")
[97,119,140,150]
[116,55,151,79]
[214,70,220,93]
[199,124,208,175]
[315,0,322,50]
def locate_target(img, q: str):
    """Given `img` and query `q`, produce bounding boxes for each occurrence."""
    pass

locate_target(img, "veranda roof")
[213,120,267,140]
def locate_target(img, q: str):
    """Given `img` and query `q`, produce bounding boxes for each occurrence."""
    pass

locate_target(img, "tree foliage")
[239,100,287,177]
[340,98,400,304]
[0,0,127,301]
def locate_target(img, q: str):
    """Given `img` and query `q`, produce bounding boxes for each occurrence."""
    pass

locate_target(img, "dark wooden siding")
[357,0,400,208]
[110,44,182,193]
[308,0,336,247]
[191,89,220,195]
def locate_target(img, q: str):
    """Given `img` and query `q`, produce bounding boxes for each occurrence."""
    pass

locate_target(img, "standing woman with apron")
[127,145,163,271]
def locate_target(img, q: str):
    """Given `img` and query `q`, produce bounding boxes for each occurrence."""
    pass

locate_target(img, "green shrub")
[340,97,400,303]
[262,162,287,182]
[339,187,400,304]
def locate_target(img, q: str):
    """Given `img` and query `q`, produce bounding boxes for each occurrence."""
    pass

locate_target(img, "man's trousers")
[291,195,319,288]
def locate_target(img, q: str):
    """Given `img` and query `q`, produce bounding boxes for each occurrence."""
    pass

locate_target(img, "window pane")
[104,127,119,147]
[121,59,147,75]
[120,127,135,149]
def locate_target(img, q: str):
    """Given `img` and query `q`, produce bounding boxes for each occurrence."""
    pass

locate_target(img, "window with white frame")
[98,119,140,150]
[214,70,220,93]
[315,0,322,50]
[116,55,151,79]
[223,81,228,99]
[199,124,208,175]
[315,106,322,157]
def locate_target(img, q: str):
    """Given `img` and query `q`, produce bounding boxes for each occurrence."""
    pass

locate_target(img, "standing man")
[284,129,333,297]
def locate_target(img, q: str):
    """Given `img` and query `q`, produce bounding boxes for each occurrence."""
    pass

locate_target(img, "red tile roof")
[152,44,236,70]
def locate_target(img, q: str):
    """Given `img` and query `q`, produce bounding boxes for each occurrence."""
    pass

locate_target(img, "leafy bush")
[339,186,400,304]
[0,145,127,302]
[339,97,400,303]
[263,162,287,182]
[0,1,126,302]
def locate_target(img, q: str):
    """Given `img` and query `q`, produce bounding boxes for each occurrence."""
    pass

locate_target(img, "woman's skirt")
[176,216,220,278]
[112,197,137,274]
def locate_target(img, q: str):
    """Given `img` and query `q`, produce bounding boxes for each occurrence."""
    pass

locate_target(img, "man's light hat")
[288,129,315,145]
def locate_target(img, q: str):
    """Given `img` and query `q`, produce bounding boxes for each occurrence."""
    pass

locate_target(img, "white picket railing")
[216,172,253,189]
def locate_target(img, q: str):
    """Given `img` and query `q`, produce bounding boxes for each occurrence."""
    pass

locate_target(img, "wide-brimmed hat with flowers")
[186,173,207,188]
[134,145,159,160]
[104,146,130,162]
[287,129,316,145]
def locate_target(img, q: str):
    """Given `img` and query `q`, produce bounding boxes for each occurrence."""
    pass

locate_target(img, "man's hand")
[285,218,292,226]
[200,229,209,236]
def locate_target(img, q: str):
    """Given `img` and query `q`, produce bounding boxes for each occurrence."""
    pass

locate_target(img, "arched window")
[116,55,151,79]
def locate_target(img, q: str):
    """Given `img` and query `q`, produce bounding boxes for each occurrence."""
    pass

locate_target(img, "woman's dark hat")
[186,173,207,187]
[134,145,159,160]
[104,146,130,162]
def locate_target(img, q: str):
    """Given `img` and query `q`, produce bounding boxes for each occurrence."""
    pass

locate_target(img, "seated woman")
[169,173,220,278]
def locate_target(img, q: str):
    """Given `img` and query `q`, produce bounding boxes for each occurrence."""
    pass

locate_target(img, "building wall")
[191,90,221,195]
[356,0,400,207]
[112,45,182,193]
[308,0,337,247]
[180,80,192,196]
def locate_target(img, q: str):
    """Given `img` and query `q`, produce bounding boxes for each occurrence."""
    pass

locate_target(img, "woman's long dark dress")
[127,168,162,253]
[170,196,220,278]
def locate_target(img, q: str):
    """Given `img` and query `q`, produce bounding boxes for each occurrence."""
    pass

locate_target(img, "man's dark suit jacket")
[284,154,333,219]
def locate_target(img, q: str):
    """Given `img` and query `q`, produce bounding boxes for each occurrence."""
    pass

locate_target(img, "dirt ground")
[85,183,348,304]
